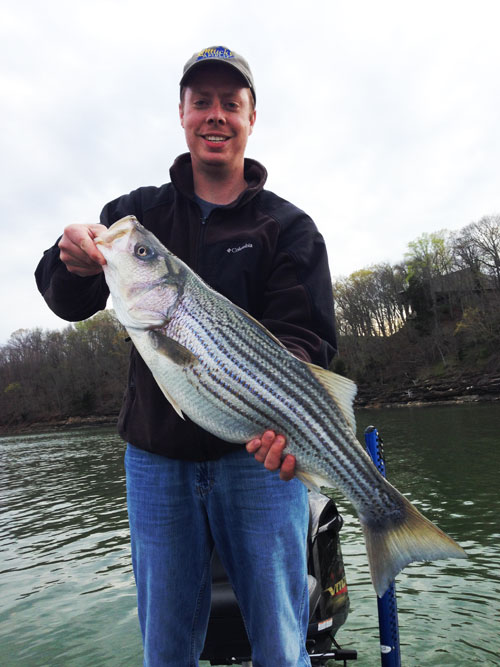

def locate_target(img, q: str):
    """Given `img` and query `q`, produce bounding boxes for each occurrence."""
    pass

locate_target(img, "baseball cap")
[180,46,256,103]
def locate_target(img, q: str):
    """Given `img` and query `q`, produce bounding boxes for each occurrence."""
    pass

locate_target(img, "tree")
[0,311,129,426]
[403,230,456,327]
[333,264,408,339]
[451,215,499,283]
[467,214,500,287]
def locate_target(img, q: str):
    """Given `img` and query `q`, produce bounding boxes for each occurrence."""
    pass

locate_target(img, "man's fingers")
[246,438,261,454]
[252,430,276,463]
[79,235,106,265]
[263,435,286,470]
[279,454,296,481]
[59,246,104,276]
[246,431,296,481]
[58,223,107,276]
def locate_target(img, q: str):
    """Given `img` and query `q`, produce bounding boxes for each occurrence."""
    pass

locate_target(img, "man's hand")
[58,223,108,277]
[246,430,296,481]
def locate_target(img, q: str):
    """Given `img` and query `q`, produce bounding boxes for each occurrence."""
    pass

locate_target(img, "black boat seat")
[209,549,322,622]
[202,549,323,664]
[201,493,357,665]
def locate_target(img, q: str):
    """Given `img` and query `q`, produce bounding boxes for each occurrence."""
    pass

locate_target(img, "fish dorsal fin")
[308,365,357,432]
[233,300,358,430]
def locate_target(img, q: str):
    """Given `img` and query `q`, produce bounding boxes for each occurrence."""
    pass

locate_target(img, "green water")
[1,403,499,665]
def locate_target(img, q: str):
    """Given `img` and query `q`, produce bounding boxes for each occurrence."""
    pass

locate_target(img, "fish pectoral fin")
[146,331,198,420]
[307,365,358,432]
[295,468,333,494]
[149,331,199,367]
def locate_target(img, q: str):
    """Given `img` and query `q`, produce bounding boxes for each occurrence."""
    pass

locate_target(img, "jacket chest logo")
[226,243,253,254]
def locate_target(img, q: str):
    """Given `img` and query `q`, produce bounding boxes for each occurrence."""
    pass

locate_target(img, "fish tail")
[361,493,467,597]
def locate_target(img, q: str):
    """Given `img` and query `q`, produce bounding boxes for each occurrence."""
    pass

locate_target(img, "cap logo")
[196,46,234,62]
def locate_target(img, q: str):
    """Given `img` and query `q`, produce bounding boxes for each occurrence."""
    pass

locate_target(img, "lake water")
[1,403,499,666]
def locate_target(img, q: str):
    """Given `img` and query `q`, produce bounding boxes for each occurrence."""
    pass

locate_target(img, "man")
[35,46,337,666]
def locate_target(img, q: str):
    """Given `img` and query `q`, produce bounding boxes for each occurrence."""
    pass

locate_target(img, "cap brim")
[179,60,255,101]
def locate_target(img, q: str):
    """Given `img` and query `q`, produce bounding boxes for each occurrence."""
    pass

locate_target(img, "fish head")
[95,216,187,331]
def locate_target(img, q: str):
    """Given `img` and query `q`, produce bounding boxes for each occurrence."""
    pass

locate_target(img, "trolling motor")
[200,426,402,666]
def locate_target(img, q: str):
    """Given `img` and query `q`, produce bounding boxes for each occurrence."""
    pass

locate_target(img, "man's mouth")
[203,135,229,143]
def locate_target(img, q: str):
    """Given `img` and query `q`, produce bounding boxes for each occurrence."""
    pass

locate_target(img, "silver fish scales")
[96,215,466,597]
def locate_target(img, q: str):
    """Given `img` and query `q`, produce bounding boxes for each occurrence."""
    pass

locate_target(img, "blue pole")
[364,426,402,667]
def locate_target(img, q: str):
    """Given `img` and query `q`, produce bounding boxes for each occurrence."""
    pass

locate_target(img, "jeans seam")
[234,593,252,658]
[189,554,211,666]
[298,577,310,664]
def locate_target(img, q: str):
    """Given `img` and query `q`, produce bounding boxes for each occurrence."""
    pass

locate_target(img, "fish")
[95,215,466,597]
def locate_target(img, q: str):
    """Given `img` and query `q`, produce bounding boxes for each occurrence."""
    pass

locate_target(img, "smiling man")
[180,61,256,192]
[35,46,337,666]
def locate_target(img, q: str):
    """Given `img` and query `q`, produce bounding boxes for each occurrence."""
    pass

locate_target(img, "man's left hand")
[246,430,296,481]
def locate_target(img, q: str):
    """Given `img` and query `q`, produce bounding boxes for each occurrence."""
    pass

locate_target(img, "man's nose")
[207,102,226,124]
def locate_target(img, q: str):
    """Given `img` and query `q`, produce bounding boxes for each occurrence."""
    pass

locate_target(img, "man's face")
[179,64,256,173]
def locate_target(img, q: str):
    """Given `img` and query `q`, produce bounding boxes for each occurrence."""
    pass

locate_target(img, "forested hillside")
[1,214,499,431]
[331,214,500,403]
[0,312,129,430]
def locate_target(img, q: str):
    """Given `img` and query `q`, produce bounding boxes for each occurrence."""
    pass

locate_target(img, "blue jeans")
[125,444,311,667]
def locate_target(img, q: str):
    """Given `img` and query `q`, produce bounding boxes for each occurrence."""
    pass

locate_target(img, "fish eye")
[134,243,154,260]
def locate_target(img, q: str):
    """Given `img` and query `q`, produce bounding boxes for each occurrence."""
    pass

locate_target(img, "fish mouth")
[95,216,136,248]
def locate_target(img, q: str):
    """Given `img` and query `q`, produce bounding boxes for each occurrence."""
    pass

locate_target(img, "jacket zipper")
[195,206,215,274]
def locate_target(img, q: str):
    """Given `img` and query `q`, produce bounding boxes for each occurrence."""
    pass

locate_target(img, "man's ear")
[179,102,184,128]
[249,109,256,135]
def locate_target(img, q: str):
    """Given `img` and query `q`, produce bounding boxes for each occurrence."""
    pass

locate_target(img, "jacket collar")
[169,153,268,208]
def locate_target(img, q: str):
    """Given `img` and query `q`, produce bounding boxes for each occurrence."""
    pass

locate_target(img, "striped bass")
[95,215,466,597]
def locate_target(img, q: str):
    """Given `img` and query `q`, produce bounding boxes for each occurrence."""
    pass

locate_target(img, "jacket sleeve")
[34,242,110,322]
[260,208,337,369]
[34,190,140,322]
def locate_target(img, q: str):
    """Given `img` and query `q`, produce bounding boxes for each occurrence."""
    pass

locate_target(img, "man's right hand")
[58,223,108,277]
[246,430,296,481]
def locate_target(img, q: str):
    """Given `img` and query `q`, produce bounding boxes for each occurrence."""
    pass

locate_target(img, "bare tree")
[0,311,128,426]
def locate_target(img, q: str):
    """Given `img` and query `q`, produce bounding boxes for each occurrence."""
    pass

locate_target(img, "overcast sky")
[1,0,499,343]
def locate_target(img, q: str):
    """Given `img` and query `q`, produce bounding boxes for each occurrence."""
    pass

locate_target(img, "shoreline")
[358,393,500,410]
[0,415,119,437]
[2,393,499,436]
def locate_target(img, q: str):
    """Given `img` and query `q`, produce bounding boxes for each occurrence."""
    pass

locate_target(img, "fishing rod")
[364,426,402,667]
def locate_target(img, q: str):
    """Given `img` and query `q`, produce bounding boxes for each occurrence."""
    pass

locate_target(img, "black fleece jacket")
[35,154,337,459]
